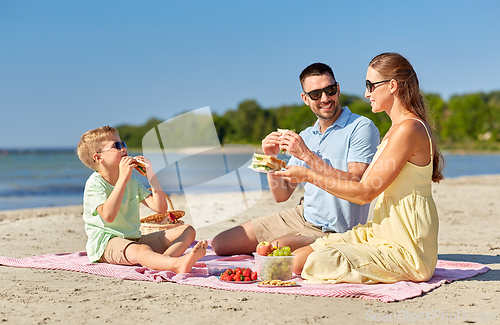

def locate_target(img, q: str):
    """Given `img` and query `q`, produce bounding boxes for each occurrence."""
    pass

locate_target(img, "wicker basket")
[140,192,186,235]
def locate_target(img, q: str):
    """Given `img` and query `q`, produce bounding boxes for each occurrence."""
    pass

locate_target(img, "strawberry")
[242,268,251,277]
[244,276,252,281]
[224,268,232,275]
[250,271,258,281]
[232,274,241,281]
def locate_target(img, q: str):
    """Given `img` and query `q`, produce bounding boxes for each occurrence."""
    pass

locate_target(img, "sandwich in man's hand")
[133,157,149,176]
[277,128,294,154]
[250,154,287,172]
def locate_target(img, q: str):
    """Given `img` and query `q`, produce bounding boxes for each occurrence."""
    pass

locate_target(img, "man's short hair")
[299,63,336,89]
[77,126,118,170]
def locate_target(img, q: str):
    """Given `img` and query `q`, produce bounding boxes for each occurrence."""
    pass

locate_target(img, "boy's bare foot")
[176,240,207,274]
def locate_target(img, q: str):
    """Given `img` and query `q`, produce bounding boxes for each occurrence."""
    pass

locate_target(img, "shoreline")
[3,145,500,155]
[1,172,499,213]
[1,175,499,324]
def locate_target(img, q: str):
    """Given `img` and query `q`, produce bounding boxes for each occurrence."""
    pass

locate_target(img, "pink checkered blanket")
[0,241,489,302]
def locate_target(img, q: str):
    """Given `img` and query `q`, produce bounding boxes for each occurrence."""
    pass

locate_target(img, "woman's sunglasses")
[305,83,338,101]
[97,141,127,153]
[365,79,391,93]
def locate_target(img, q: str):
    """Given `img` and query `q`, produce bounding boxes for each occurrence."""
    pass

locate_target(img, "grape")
[256,247,294,281]
[254,245,294,280]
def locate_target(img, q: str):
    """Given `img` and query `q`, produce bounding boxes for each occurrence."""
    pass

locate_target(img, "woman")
[275,52,445,284]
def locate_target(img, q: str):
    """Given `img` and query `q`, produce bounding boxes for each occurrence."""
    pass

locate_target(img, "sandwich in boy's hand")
[133,157,149,176]
[250,154,287,172]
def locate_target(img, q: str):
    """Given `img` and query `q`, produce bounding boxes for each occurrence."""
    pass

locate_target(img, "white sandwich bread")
[277,128,293,153]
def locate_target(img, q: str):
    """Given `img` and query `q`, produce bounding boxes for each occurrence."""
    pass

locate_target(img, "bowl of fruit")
[219,267,259,283]
[253,242,295,281]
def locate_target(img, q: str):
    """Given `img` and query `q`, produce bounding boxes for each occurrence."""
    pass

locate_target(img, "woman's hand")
[273,166,314,184]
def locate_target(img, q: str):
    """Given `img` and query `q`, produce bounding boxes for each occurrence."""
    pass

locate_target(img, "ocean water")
[0,149,499,211]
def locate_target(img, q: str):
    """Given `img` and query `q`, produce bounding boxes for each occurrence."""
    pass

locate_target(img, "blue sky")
[1,1,499,149]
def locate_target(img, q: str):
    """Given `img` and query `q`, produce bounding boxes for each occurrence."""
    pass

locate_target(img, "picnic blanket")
[0,241,490,302]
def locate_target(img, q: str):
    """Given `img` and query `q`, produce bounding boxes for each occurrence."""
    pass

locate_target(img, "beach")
[1,175,499,324]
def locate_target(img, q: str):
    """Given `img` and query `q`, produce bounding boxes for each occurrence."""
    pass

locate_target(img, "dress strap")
[407,118,433,157]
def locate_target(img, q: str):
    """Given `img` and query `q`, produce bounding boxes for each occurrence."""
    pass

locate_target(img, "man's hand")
[261,131,282,156]
[279,130,312,161]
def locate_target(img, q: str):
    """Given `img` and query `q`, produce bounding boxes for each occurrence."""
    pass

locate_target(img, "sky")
[1,0,499,149]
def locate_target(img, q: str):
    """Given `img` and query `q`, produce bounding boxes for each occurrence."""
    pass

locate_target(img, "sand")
[1,175,499,324]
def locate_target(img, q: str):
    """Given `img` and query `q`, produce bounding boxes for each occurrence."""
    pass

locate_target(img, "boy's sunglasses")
[97,141,127,153]
[305,83,338,100]
[365,79,391,93]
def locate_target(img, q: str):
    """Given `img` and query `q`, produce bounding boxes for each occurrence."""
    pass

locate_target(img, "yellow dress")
[301,121,439,284]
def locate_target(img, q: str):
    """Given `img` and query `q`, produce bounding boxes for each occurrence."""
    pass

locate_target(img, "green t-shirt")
[83,172,151,262]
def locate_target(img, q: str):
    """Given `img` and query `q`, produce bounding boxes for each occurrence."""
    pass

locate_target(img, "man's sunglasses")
[97,141,127,153]
[365,79,391,93]
[305,83,338,100]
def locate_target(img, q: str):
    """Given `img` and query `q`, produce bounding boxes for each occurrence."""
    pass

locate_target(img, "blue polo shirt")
[288,107,380,233]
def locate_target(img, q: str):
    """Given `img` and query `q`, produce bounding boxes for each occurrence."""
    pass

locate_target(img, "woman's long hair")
[369,52,444,182]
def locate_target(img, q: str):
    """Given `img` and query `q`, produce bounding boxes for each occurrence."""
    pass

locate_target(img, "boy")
[77,126,206,273]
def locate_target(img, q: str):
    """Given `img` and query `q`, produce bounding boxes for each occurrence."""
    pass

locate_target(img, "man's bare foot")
[176,240,207,274]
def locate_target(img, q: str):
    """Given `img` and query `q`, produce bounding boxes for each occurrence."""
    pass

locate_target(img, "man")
[212,63,380,255]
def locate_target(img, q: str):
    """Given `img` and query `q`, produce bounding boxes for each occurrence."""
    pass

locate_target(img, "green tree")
[425,93,446,143]
[117,117,163,149]
[115,90,500,152]
[445,93,489,143]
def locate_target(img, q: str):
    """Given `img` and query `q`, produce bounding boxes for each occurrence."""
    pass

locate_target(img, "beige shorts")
[252,200,333,243]
[99,231,168,265]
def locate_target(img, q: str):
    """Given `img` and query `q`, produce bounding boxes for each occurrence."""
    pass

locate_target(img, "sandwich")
[277,128,294,153]
[251,154,287,172]
[133,157,149,176]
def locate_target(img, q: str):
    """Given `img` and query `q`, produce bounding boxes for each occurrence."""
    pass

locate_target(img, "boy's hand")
[134,155,154,175]
[134,155,151,169]
[134,155,160,185]
[118,156,135,182]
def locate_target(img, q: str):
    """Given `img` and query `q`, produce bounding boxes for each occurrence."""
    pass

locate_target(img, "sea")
[1,148,500,211]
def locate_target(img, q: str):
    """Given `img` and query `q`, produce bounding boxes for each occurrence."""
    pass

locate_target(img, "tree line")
[117,90,500,151]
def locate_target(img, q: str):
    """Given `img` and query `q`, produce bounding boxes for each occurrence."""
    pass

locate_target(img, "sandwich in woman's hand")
[133,157,149,176]
[250,154,287,172]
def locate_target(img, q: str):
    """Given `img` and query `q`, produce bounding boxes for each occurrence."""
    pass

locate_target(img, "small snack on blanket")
[257,280,297,286]
[220,268,258,282]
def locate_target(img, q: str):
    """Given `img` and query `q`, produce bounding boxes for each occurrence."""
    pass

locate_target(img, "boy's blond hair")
[77,126,119,170]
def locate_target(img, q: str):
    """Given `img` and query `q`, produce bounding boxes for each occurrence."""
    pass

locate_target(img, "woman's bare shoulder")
[394,118,429,140]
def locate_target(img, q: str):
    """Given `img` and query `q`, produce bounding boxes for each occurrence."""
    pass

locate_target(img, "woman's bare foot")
[176,240,208,274]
